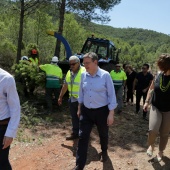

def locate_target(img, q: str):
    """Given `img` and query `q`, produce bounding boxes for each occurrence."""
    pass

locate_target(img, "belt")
[0,118,10,125]
[86,105,108,111]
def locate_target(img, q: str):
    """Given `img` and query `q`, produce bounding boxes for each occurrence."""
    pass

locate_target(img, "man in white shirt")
[0,68,20,170]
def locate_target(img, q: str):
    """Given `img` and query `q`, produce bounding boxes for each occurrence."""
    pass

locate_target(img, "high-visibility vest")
[66,67,85,98]
[110,70,127,86]
[39,64,63,88]
[29,57,39,65]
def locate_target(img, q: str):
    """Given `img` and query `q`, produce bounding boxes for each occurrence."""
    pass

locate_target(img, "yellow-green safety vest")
[66,67,85,98]
[39,64,63,88]
[110,70,127,91]
[29,57,39,65]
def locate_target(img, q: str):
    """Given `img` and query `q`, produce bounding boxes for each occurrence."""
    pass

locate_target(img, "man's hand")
[77,110,81,118]
[58,97,62,106]
[107,110,114,126]
[142,88,148,93]
[2,136,13,149]
[77,103,82,118]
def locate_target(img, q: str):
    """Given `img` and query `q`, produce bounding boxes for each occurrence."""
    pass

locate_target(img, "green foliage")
[12,60,46,94]
[80,21,170,70]
[0,39,16,71]
[67,0,121,22]
[0,0,170,73]
[21,101,40,126]
[24,10,56,63]
[59,14,87,59]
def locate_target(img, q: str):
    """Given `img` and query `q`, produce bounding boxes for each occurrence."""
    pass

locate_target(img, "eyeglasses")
[69,62,78,66]
[83,62,92,66]
[116,66,120,67]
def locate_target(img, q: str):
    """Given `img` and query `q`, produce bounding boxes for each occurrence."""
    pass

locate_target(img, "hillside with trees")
[0,0,170,72]
[1,2,170,169]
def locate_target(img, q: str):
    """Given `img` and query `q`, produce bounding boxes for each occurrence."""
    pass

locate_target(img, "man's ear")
[94,60,98,65]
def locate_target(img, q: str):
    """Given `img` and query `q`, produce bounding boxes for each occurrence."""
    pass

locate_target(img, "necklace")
[160,75,170,92]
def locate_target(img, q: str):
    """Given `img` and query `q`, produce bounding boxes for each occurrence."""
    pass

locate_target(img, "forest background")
[0,0,170,73]
[1,2,170,169]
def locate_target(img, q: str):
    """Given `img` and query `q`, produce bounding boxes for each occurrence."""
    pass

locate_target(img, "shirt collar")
[86,67,101,77]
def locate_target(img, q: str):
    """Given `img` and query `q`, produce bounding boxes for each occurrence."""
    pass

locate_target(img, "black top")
[136,72,153,91]
[126,71,136,89]
[152,73,170,112]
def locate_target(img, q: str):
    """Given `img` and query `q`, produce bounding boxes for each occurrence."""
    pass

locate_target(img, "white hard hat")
[51,56,58,63]
[21,56,28,60]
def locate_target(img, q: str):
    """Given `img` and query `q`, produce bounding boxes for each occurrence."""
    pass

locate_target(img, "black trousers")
[136,90,147,118]
[45,88,60,111]
[0,125,12,170]
[69,100,79,135]
[126,86,133,103]
[76,105,109,169]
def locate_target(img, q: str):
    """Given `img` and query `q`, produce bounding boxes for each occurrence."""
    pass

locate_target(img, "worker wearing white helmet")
[39,56,62,114]
[21,56,28,60]
[51,56,59,63]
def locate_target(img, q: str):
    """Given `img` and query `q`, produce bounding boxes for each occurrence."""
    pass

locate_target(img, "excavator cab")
[48,31,120,73]
[76,36,120,72]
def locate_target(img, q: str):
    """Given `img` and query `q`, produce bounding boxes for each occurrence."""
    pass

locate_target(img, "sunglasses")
[69,62,78,66]
[116,66,120,67]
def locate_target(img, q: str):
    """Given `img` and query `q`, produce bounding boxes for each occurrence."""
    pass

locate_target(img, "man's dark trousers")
[136,90,147,118]
[0,125,12,170]
[69,100,79,135]
[46,88,60,111]
[76,105,109,169]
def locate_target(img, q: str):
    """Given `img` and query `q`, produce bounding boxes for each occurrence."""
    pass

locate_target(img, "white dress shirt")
[0,68,20,138]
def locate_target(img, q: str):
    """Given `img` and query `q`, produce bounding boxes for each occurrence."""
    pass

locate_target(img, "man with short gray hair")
[73,52,117,170]
[58,56,85,140]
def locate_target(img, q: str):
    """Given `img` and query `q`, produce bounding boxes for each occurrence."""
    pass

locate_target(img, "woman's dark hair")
[125,64,133,71]
[157,53,170,73]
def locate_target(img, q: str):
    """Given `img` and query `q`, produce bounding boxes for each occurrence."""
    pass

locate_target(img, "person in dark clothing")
[133,64,153,120]
[125,65,136,105]
[123,63,127,103]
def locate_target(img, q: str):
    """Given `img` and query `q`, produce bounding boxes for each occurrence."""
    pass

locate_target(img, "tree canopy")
[0,0,170,73]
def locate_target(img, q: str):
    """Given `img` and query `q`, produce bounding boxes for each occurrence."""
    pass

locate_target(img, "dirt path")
[10,104,170,170]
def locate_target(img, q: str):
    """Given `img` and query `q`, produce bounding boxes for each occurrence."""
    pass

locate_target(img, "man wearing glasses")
[74,52,117,170]
[133,63,153,120]
[58,56,85,140]
[110,63,127,114]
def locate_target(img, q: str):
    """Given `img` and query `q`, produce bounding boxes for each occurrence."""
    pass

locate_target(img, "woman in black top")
[143,53,170,162]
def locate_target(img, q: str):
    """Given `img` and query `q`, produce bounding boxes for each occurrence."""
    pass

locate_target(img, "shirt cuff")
[5,128,17,138]
[108,103,117,111]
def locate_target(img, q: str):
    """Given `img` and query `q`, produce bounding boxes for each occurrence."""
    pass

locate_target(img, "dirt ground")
[10,101,170,170]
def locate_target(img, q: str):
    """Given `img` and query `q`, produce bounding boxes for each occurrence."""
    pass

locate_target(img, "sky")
[104,0,170,35]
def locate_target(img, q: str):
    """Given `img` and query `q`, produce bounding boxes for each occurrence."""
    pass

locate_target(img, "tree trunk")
[16,0,24,63]
[55,0,66,59]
